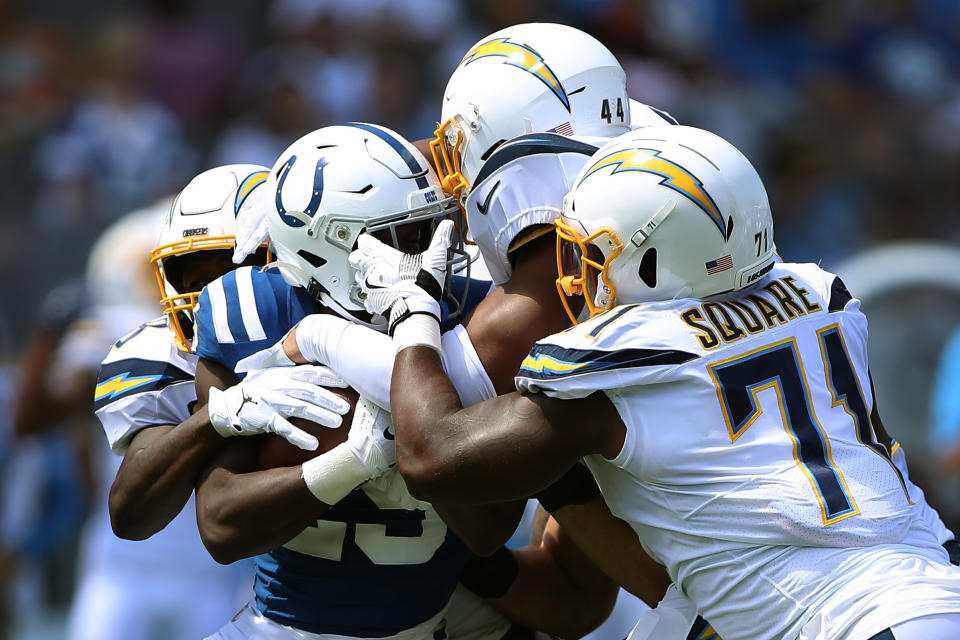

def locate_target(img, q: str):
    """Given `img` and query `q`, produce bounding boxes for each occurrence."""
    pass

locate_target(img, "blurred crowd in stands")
[3,0,960,637]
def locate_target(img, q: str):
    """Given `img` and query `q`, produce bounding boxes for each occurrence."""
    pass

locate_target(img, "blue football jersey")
[194,266,476,636]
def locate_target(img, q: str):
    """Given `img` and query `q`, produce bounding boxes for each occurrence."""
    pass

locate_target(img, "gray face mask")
[594,272,613,310]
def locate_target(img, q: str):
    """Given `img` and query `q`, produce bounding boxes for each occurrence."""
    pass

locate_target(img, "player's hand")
[235,335,296,373]
[350,220,454,335]
[349,233,423,286]
[346,397,396,477]
[207,365,351,450]
[232,197,270,264]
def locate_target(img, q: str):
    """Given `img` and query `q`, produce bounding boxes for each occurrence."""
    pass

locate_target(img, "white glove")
[207,365,350,450]
[350,220,454,336]
[232,195,271,264]
[349,234,424,287]
[235,332,296,373]
[346,397,396,477]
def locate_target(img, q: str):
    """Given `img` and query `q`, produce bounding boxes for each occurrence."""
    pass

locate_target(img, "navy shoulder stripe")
[95,358,193,410]
[518,343,698,381]
[473,133,599,190]
[828,276,853,312]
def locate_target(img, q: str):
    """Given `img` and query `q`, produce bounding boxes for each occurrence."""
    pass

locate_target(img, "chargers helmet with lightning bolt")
[556,125,777,322]
[151,164,270,351]
[430,22,631,204]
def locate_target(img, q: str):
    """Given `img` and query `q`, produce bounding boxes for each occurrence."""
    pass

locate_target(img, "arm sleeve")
[296,317,495,410]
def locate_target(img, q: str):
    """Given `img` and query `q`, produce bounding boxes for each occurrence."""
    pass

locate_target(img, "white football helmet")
[265,123,462,328]
[430,22,631,203]
[151,164,270,351]
[556,125,776,322]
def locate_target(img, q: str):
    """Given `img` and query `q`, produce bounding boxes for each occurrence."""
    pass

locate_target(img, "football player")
[76,175,344,640]
[248,21,680,632]
[358,125,960,640]
[100,165,349,546]
[190,125,543,640]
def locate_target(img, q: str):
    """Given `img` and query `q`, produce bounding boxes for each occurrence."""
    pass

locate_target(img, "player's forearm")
[109,414,225,540]
[550,495,671,604]
[392,348,579,504]
[433,500,527,557]
[195,464,330,564]
[466,545,615,638]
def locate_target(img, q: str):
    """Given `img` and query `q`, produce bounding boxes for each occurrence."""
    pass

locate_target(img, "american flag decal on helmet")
[705,255,733,274]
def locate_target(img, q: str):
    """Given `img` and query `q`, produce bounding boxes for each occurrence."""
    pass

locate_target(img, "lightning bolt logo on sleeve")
[95,372,166,402]
[581,148,726,238]
[461,38,569,111]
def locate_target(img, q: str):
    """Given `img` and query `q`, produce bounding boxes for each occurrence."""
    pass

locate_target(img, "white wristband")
[301,443,372,505]
[207,386,239,438]
[393,314,442,354]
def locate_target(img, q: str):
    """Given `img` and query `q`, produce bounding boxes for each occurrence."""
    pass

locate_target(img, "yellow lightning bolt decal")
[519,353,596,376]
[581,148,726,237]
[95,373,164,401]
[461,38,569,110]
[697,625,721,640]
[235,170,269,214]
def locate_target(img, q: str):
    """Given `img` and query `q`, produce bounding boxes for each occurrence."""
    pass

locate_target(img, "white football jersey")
[464,133,607,285]
[517,262,960,640]
[94,317,197,455]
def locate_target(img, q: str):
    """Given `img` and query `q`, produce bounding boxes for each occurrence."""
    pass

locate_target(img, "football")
[256,385,359,469]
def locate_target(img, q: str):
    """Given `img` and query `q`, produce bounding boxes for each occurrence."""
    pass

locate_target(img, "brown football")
[256,386,358,469]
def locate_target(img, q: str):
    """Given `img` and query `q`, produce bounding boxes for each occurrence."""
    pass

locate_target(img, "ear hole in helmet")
[638,247,657,288]
[297,249,328,269]
[725,216,734,241]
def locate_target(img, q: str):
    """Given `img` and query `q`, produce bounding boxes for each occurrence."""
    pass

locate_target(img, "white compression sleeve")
[440,324,497,406]
[295,315,495,411]
[295,314,393,409]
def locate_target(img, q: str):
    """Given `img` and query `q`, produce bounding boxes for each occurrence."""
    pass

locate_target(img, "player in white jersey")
[91,167,350,640]
[103,164,348,545]
[349,125,960,640]
[251,22,682,636]
[78,186,322,640]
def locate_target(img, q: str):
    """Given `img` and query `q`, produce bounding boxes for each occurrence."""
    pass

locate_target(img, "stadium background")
[3,0,960,637]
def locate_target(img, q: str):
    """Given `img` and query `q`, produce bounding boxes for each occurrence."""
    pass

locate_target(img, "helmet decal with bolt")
[556,125,776,322]
[461,37,570,111]
[579,147,727,239]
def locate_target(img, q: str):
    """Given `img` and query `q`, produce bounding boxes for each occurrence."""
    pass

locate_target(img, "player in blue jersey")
[191,124,540,640]
[355,126,960,640]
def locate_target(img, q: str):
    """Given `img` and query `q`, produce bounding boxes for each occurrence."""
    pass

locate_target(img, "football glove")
[345,396,396,477]
[207,365,350,450]
[232,200,270,264]
[350,220,454,338]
